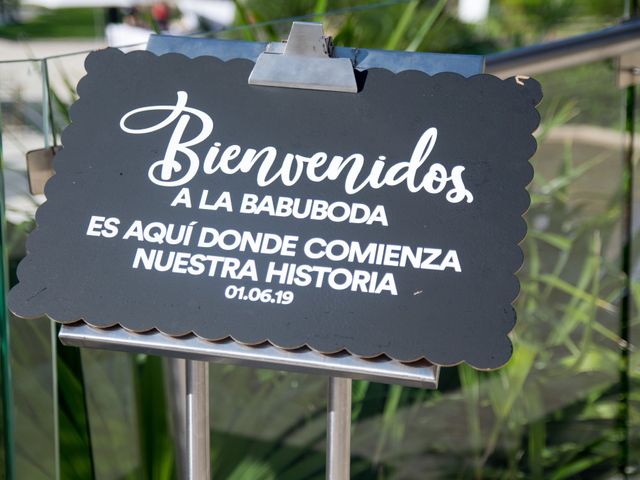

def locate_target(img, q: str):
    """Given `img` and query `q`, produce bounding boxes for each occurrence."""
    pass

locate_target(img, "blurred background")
[1,0,639,478]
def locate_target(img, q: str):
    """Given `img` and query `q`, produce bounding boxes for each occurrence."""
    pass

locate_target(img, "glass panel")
[81,349,142,480]
[210,366,328,479]
[1,4,638,480]
[0,59,58,480]
[0,50,176,480]
[10,316,56,480]
[0,78,13,480]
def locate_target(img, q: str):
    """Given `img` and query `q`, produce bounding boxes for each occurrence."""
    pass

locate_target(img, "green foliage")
[57,338,94,480]
[231,0,498,54]
[0,8,102,39]
[134,355,175,480]
[486,0,624,47]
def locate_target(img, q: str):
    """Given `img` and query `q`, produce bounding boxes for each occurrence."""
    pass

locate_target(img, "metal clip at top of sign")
[248,22,358,93]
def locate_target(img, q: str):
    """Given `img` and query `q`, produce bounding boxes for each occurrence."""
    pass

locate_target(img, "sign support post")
[186,359,210,479]
[327,377,352,480]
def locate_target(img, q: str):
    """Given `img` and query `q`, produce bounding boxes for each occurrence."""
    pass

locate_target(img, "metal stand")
[186,360,210,480]
[327,377,352,480]
[60,324,437,480]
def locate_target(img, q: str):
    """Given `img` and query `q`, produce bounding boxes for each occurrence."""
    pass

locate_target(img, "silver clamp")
[248,22,358,93]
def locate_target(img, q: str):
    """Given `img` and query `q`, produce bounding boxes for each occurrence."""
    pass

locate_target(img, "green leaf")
[57,340,95,480]
[534,275,615,312]
[528,231,573,251]
[312,0,328,23]
[385,0,419,50]
[232,0,258,42]
[133,356,175,480]
[406,0,448,52]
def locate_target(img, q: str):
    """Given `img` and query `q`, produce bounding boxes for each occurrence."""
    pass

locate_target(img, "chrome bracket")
[248,22,358,93]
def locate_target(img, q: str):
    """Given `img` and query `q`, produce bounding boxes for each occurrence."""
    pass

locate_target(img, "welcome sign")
[9,48,541,369]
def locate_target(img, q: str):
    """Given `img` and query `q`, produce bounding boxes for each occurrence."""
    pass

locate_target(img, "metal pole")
[326,377,351,480]
[485,19,640,77]
[164,358,187,479]
[186,359,210,480]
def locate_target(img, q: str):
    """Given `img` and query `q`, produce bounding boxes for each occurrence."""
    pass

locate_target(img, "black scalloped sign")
[9,48,541,369]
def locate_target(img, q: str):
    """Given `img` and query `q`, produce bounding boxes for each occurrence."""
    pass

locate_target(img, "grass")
[0,8,103,40]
